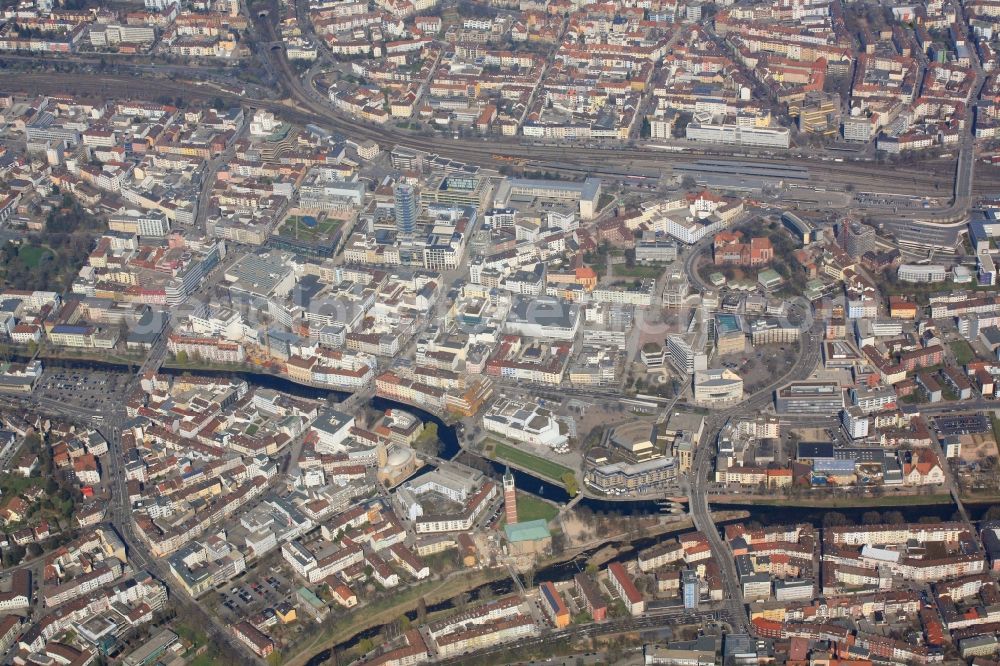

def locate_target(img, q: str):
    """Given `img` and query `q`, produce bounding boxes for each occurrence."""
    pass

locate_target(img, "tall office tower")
[503,468,518,525]
[394,182,418,239]
[841,221,876,258]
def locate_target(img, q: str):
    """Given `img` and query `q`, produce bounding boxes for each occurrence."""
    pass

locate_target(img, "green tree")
[883,511,905,524]
[2,544,24,567]
[822,512,849,528]
[24,432,41,453]
[416,596,427,623]
[413,422,442,457]
[561,472,578,497]
[523,568,536,589]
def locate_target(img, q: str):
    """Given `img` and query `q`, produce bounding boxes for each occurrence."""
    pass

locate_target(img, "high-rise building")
[503,468,518,525]
[843,115,874,142]
[682,570,699,609]
[797,93,841,136]
[394,183,418,238]
[841,221,876,258]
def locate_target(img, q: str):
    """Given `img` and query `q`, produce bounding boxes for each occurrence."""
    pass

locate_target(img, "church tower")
[503,468,518,525]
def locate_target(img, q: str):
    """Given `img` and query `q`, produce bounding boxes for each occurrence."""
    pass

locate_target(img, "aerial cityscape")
[4,0,1000,663]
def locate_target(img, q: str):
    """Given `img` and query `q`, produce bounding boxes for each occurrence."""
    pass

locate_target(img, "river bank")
[710,493,955,508]
[567,509,748,570]
[13,343,277,376]
[7,345,146,372]
[26,356,997,526]
[20,355,1000,666]
[286,568,508,666]
[287,508,748,666]
[10,348,356,397]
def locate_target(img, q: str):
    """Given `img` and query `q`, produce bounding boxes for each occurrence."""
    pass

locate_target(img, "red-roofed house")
[607,562,644,616]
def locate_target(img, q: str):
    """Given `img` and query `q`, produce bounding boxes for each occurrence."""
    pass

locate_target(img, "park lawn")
[18,245,51,269]
[278,215,343,242]
[0,475,43,496]
[173,622,208,649]
[950,340,976,365]
[492,442,572,483]
[510,492,558,523]
[186,654,227,666]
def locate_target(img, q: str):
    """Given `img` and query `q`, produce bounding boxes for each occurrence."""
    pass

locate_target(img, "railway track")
[2,70,991,196]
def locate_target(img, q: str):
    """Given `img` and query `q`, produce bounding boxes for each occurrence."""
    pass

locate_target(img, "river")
[35,356,1000,524]
[301,516,733,665]
[26,357,1000,663]
[35,357,996,525]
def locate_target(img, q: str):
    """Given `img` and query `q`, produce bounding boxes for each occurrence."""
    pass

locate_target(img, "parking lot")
[35,369,126,413]
[852,192,939,211]
[215,568,297,622]
[932,414,992,436]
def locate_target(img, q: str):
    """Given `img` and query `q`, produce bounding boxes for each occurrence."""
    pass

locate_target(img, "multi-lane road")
[210,8,1000,241]
[435,608,731,665]
[0,7,994,660]
[0,0,989,218]
[4,333,265,663]
[0,68,991,202]
[870,13,986,250]
[4,28,985,255]
[686,321,823,635]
